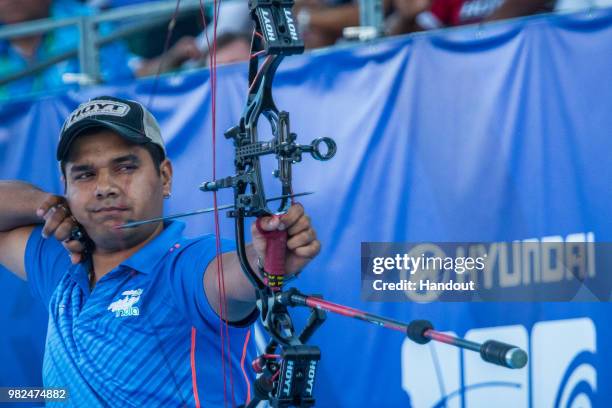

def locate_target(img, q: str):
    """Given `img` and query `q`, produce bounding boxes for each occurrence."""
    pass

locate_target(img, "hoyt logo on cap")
[64,100,131,131]
[57,95,167,162]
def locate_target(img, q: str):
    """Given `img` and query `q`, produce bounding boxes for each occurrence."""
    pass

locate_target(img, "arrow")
[116,191,314,229]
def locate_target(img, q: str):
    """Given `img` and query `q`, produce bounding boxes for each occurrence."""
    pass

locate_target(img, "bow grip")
[256,217,288,289]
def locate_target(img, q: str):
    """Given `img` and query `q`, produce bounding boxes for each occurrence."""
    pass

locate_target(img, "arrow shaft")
[117,192,313,229]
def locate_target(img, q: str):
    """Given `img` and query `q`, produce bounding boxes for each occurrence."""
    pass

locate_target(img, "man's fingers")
[70,253,82,265]
[255,204,307,234]
[292,239,321,259]
[39,196,76,240]
[61,224,86,265]
[41,206,70,238]
[54,218,77,242]
[36,195,63,218]
[287,228,317,251]
[287,214,311,236]
[62,238,85,254]
[256,215,283,232]
[36,195,85,265]
[252,204,319,275]
[280,203,304,229]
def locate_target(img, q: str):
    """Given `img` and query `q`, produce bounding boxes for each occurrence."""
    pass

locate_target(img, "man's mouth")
[91,207,130,219]
[93,207,129,213]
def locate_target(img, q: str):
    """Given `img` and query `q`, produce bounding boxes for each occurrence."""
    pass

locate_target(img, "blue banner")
[1,8,612,407]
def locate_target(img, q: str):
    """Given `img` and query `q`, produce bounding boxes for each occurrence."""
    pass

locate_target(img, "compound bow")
[196,2,528,407]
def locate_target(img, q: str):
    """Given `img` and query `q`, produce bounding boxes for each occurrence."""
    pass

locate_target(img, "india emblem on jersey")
[107,289,143,318]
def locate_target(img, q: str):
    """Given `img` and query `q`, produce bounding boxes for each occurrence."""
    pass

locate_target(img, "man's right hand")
[36,195,86,264]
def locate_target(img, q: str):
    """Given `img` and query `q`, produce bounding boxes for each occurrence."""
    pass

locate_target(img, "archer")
[0,96,320,406]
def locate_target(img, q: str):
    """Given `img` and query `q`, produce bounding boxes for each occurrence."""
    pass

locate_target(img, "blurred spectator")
[0,0,132,100]
[190,1,253,67]
[294,0,360,49]
[191,0,360,59]
[0,0,200,100]
[132,35,201,77]
[85,0,205,62]
[191,0,361,65]
[88,1,254,69]
[387,0,554,34]
[86,0,152,8]
[194,0,360,52]
[554,0,612,11]
[208,33,251,65]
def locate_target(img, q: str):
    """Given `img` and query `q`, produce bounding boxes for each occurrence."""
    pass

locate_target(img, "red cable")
[250,50,266,59]
[203,1,237,406]
[248,55,273,95]
[213,2,237,404]
[200,2,228,406]
[213,2,234,405]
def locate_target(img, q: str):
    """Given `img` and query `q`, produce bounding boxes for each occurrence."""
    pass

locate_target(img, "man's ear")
[160,159,173,197]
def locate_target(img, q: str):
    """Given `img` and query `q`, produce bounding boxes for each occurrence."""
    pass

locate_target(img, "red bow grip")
[255,217,287,289]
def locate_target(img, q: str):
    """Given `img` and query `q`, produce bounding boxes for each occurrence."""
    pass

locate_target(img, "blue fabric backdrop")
[1,8,611,407]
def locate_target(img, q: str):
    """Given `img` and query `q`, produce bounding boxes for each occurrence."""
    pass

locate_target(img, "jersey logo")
[108,289,143,318]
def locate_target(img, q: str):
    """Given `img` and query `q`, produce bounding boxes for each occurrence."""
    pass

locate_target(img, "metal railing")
[0,0,206,87]
[0,0,383,89]
[0,0,607,89]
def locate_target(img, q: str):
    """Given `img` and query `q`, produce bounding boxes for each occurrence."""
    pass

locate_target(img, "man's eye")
[74,172,93,181]
[118,164,137,172]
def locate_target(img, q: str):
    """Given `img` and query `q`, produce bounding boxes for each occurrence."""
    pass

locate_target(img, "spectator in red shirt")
[386,0,554,34]
[294,0,360,49]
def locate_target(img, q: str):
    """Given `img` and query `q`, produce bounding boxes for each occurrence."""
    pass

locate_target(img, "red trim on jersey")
[191,327,201,408]
[240,329,252,404]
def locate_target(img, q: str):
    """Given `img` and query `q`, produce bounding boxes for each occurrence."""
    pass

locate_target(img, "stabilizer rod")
[279,289,528,369]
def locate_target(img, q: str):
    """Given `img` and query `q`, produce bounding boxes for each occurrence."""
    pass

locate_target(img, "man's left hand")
[252,203,321,277]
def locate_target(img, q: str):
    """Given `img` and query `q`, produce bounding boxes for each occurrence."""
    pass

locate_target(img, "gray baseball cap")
[57,96,166,162]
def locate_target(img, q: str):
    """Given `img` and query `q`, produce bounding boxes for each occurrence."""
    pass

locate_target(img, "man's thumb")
[257,215,283,232]
[70,253,82,265]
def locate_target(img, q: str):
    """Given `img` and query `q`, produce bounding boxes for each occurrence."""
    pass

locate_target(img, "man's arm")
[0,181,49,279]
[0,181,47,231]
[204,204,321,323]
[0,227,35,280]
[203,245,262,323]
[0,181,80,280]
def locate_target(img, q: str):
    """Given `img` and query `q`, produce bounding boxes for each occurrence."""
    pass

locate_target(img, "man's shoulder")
[27,225,67,255]
[25,225,71,273]
[161,233,235,270]
[171,233,225,256]
[149,222,235,272]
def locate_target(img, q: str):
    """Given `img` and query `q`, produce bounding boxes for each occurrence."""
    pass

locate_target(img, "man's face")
[63,130,172,253]
[0,0,51,25]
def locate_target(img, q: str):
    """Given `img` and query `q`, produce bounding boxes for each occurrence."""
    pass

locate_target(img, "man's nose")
[95,170,119,199]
